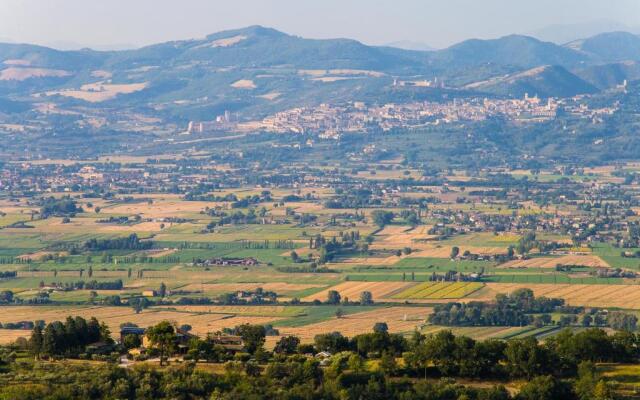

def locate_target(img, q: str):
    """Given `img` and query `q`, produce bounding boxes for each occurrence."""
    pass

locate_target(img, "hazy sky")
[0,0,638,49]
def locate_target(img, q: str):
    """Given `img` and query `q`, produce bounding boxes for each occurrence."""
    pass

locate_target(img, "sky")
[0,0,638,50]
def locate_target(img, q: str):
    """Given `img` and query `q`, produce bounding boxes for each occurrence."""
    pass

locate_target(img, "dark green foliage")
[234,324,266,354]
[429,289,564,326]
[40,196,81,218]
[84,234,152,251]
[371,210,395,228]
[32,316,108,358]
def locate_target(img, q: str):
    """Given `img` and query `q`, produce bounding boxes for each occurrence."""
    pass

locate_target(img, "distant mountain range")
[528,20,640,44]
[384,40,436,51]
[1,26,640,120]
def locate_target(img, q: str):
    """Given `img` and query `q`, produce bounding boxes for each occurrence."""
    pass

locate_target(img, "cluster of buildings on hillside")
[187,94,619,139]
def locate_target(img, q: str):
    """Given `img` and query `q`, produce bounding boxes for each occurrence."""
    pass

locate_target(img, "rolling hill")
[464,65,598,98]
[566,32,640,62]
[0,25,638,122]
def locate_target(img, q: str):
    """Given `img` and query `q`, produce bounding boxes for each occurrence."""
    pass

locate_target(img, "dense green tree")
[146,321,176,366]
[371,210,394,228]
[360,291,373,305]
[274,335,300,355]
[236,324,266,354]
[159,282,167,298]
[505,337,552,378]
[326,290,341,305]
[29,325,43,359]
[516,375,576,400]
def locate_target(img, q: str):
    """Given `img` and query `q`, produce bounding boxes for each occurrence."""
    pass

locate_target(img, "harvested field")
[336,255,401,266]
[99,221,168,232]
[231,79,256,89]
[104,199,210,217]
[0,305,283,340]
[278,306,430,341]
[312,76,354,82]
[409,246,507,257]
[162,305,305,317]
[179,282,326,295]
[373,225,438,248]
[1,67,70,81]
[0,329,31,344]
[47,82,147,102]
[472,283,640,309]
[258,92,281,100]
[210,35,247,47]
[499,255,610,269]
[392,282,485,299]
[301,281,412,302]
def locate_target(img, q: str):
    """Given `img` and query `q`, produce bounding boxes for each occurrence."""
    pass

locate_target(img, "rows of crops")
[392,281,484,299]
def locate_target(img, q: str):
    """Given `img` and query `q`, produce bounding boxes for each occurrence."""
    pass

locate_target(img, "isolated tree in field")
[360,291,373,305]
[130,297,151,314]
[450,246,460,259]
[371,210,394,228]
[146,321,176,366]
[326,290,341,305]
[159,282,167,298]
[290,251,299,263]
[335,308,345,319]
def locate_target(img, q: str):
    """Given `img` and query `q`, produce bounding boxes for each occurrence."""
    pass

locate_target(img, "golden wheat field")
[471,283,640,308]
[409,245,507,258]
[102,198,211,218]
[163,305,303,316]
[499,255,610,269]
[333,255,402,266]
[0,306,284,342]
[178,282,326,295]
[0,329,32,344]
[301,281,413,302]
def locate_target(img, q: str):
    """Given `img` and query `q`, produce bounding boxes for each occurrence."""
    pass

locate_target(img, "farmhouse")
[197,257,259,267]
[209,334,244,352]
[120,326,146,343]
[141,327,198,353]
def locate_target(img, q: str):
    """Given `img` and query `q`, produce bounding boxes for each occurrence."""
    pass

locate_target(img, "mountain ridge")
[0,25,639,121]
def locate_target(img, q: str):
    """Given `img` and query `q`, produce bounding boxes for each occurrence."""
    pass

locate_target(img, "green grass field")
[272,305,381,327]
[593,243,640,270]
[392,257,495,272]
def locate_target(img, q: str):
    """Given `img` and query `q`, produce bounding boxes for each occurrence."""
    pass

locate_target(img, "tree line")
[10,317,634,399]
